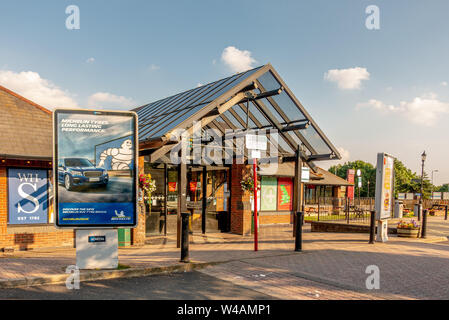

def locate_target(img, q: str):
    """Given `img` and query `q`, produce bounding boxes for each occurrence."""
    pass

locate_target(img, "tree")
[436,184,449,192]
[328,158,434,199]
[394,159,432,199]
[329,160,376,197]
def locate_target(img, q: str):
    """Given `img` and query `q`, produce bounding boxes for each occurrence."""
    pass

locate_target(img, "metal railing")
[304,197,375,223]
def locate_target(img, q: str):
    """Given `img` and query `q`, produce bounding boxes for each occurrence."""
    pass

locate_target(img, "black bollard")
[421,209,428,239]
[369,210,376,244]
[180,212,191,263]
[445,205,448,221]
[295,211,303,252]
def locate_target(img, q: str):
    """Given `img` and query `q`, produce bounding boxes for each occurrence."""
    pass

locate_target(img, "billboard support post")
[374,152,395,243]
[76,229,118,269]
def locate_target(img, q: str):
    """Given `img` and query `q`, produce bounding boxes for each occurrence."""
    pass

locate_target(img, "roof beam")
[267,66,341,160]
[149,92,246,162]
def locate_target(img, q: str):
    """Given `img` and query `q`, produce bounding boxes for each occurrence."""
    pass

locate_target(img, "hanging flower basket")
[139,173,156,207]
[241,176,260,193]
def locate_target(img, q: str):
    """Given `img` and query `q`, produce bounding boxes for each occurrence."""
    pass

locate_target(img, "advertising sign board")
[261,176,277,211]
[277,177,293,211]
[53,109,138,228]
[301,167,310,183]
[8,168,49,224]
[347,169,355,199]
[375,153,394,220]
[432,192,442,200]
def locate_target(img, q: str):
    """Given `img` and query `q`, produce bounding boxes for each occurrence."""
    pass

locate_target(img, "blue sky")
[1,0,449,184]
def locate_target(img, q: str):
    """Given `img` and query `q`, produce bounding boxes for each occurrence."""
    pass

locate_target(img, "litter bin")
[118,228,131,247]
[394,200,403,218]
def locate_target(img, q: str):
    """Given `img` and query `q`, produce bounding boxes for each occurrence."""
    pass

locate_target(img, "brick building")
[0,63,345,250]
[0,85,75,250]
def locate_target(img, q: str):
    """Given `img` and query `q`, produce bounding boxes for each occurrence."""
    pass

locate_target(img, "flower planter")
[397,228,420,238]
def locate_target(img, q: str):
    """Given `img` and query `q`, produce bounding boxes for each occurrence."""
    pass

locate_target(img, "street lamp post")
[419,151,426,221]
[367,180,371,209]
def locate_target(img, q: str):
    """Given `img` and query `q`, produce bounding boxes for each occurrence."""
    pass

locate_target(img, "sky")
[1,0,448,185]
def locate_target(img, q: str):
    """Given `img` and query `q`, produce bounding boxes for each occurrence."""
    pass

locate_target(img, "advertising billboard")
[277,178,293,211]
[53,109,138,228]
[375,153,394,220]
[346,169,355,200]
[261,176,277,211]
[8,168,49,224]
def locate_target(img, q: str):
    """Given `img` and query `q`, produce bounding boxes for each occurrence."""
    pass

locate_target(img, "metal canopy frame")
[134,64,341,167]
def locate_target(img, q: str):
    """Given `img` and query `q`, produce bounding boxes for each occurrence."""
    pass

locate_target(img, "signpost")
[374,152,395,242]
[245,134,267,252]
[53,109,138,269]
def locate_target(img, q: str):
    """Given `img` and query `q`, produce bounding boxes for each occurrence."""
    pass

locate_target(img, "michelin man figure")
[98,139,133,170]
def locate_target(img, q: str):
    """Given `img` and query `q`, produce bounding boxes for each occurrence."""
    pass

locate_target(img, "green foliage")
[328,160,375,197]
[435,184,449,192]
[328,159,434,199]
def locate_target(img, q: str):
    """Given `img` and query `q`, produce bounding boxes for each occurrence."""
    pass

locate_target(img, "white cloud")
[86,57,95,63]
[324,67,370,90]
[149,64,160,71]
[87,92,136,110]
[357,93,449,126]
[336,147,351,163]
[221,46,257,73]
[0,70,79,109]
[441,81,448,87]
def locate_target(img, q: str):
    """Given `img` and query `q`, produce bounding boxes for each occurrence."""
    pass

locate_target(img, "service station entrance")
[143,162,230,236]
[134,64,341,246]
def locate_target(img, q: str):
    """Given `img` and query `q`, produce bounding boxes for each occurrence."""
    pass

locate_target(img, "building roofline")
[0,85,52,115]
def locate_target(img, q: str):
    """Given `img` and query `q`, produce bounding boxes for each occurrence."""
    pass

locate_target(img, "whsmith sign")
[8,168,49,224]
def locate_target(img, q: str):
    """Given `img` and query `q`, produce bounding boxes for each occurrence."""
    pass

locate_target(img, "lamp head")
[421,151,427,162]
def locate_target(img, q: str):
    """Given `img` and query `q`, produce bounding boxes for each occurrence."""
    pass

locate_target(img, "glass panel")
[276,135,294,154]
[222,110,244,129]
[147,85,208,119]
[144,103,208,139]
[256,70,281,91]
[201,66,263,104]
[301,126,332,155]
[140,91,186,120]
[143,163,166,235]
[258,98,285,124]
[269,91,307,123]
[248,101,270,126]
[214,116,233,130]
[232,105,257,128]
[287,131,302,147]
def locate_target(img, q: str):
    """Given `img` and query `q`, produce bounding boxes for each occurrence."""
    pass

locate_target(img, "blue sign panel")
[88,236,106,243]
[8,168,48,224]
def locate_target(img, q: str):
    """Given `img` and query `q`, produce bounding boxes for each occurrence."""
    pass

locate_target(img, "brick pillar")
[132,155,146,246]
[230,163,252,235]
[0,167,7,246]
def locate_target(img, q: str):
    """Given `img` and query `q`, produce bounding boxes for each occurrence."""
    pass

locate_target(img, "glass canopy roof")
[133,64,340,164]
